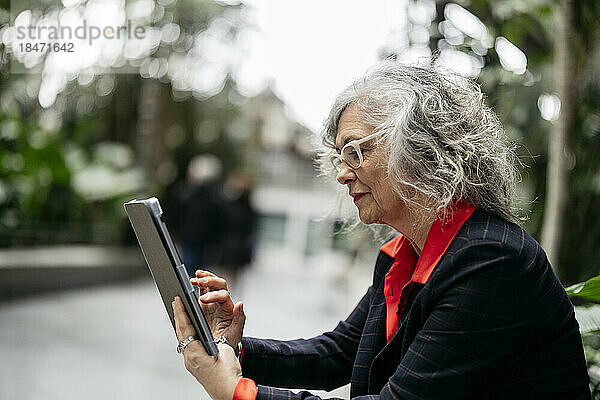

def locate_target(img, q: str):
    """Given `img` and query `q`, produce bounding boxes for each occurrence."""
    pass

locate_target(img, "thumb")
[231,301,246,331]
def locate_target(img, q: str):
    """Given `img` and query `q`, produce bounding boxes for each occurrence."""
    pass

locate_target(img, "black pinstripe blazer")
[240,209,591,399]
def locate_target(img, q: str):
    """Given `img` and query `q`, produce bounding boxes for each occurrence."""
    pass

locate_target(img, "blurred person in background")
[171,62,591,399]
[220,170,258,292]
[177,154,224,278]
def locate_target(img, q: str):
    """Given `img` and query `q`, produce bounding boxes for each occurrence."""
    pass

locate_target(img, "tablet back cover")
[124,202,197,338]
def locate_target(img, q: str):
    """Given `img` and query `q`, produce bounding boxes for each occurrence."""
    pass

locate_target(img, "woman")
[171,62,591,399]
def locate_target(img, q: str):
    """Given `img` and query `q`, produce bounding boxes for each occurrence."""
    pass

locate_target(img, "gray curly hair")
[318,62,521,223]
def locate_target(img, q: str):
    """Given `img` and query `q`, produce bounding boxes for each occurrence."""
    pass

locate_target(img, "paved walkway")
[0,263,373,400]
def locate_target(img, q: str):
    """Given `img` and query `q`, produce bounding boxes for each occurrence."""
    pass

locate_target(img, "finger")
[199,289,234,305]
[172,296,196,342]
[231,301,246,331]
[191,281,212,296]
[195,269,217,278]
[191,276,228,291]
[182,336,205,357]
[172,297,184,341]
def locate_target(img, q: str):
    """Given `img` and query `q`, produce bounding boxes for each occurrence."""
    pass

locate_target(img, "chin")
[357,210,380,225]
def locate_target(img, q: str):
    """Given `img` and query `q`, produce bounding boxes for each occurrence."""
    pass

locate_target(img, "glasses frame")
[330,130,384,172]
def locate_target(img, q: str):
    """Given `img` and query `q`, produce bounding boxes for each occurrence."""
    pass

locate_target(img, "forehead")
[335,105,374,150]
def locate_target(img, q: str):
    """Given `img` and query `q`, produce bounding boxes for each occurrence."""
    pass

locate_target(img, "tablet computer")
[124,197,219,357]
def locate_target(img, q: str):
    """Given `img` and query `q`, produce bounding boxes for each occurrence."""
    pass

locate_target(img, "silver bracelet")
[214,336,228,345]
[214,336,242,360]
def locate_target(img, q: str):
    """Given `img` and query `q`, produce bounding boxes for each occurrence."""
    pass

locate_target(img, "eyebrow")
[335,135,361,151]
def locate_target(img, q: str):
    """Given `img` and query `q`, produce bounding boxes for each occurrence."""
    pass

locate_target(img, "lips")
[351,193,367,203]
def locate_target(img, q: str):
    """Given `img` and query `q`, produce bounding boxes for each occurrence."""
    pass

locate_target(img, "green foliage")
[0,0,247,246]
[567,275,600,301]
[568,274,600,398]
[440,0,600,284]
[575,305,600,335]
[583,334,600,397]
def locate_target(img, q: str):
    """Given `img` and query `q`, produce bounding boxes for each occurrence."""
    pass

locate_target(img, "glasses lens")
[342,145,361,168]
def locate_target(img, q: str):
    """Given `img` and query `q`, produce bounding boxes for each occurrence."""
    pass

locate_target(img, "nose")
[336,162,356,185]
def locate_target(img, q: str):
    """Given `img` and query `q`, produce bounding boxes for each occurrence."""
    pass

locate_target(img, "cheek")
[355,150,391,200]
[365,165,391,203]
[372,182,395,212]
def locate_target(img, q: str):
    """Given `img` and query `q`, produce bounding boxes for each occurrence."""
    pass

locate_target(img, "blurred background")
[0,0,599,398]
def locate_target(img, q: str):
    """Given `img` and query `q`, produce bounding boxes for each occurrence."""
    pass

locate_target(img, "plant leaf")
[566,275,600,301]
[575,305,600,335]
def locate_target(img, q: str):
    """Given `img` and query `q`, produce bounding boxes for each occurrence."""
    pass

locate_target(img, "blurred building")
[232,86,366,275]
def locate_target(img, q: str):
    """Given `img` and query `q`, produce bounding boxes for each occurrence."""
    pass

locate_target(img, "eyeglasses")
[330,131,383,172]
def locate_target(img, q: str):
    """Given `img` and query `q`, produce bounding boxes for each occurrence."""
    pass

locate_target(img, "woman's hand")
[191,269,245,353]
[172,296,241,400]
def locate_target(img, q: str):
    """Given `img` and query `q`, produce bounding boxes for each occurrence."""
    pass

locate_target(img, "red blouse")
[381,202,476,342]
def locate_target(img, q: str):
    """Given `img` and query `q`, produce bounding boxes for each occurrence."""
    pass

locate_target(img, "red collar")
[380,202,476,284]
